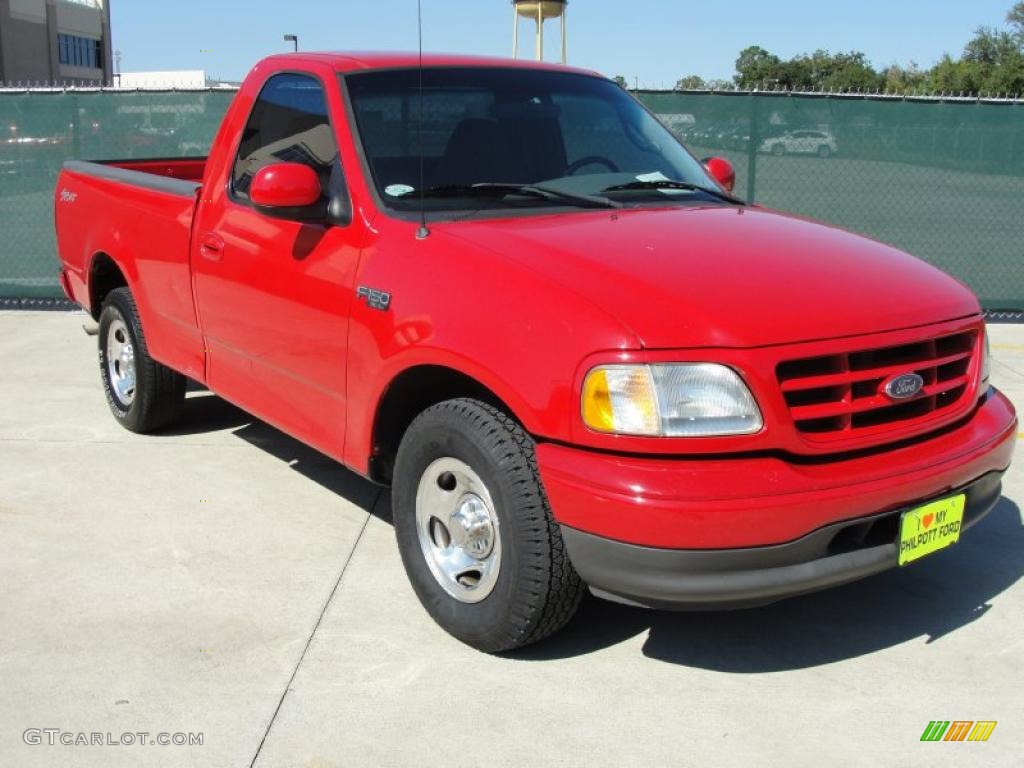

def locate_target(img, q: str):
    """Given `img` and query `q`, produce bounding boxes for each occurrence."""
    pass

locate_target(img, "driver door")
[191,72,361,460]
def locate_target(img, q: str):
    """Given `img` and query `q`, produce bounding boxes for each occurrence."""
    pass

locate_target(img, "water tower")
[512,0,568,64]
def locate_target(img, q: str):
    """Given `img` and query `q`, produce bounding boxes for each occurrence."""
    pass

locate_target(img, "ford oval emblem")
[883,373,925,401]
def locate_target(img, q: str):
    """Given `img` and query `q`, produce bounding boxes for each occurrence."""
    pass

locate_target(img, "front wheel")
[392,399,583,652]
[818,144,832,159]
[771,143,786,157]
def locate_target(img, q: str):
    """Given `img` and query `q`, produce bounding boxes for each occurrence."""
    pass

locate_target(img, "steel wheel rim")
[415,457,501,603]
[106,316,136,406]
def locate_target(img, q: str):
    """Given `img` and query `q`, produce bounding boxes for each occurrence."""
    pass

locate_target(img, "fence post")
[70,93,81,159]
[746,93,760,202]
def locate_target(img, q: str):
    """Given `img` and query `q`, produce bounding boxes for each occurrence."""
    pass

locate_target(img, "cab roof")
[256,51,602,78]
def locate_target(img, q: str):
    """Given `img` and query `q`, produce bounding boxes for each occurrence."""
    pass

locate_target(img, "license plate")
[898,495,966,566]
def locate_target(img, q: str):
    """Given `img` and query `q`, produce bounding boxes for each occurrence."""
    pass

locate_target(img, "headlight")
[981,329,991,384]
[581,363,763,437]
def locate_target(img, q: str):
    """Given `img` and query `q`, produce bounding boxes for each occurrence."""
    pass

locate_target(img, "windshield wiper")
[416,183,621,209]
[601,180,743,204]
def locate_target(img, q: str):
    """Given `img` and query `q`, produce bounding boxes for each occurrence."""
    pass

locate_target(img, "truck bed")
[62,157,207,196]
[55,156,208,382]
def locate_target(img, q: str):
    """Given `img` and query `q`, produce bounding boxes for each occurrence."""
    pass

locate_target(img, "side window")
[232,73,339,201]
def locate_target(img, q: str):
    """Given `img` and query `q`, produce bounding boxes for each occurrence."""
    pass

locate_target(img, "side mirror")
[250,162,323,219]
[702,156,736,193]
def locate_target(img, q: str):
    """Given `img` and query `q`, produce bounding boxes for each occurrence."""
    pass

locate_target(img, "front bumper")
[539,389,1016,548]
[562,471,1003,609]
[538,388,1016,609]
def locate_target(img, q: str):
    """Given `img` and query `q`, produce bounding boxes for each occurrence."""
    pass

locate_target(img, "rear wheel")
[98,287,186,432]
[771,143,786,157]
[392,399,583,652]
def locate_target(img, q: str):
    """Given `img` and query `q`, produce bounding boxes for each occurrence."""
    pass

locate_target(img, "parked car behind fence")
[761,129,838,157]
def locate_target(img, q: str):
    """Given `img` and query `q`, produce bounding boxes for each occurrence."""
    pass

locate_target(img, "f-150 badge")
[356,286,391,311]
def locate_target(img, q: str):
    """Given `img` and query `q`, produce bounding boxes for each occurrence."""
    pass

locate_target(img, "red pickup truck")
[55,53,1017,652]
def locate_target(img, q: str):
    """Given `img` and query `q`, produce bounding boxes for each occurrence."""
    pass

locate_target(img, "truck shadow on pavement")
[517,497,1024,670]
[168,391,1023,671]
[167,390,388,518]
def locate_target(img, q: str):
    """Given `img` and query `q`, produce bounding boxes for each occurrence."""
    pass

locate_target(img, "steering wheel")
[566,156,620,175]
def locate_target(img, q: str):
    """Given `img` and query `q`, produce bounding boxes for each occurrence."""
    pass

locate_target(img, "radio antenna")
[415,0,429,239]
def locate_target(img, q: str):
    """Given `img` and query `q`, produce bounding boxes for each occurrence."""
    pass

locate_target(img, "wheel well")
[370,365,516,484]
[88,253,127,320]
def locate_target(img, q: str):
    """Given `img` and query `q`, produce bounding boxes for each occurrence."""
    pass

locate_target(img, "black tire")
[392,399,583,652]
[818,144,832,159]
[98,287,186,433]
[771,143,786,157]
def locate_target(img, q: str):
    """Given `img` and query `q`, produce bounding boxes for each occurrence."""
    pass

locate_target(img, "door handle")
[199,233,225,262]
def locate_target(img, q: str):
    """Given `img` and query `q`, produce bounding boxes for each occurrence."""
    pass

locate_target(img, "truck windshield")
[344,67,727,213]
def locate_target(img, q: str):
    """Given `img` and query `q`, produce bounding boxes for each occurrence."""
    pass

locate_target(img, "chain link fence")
[643,90,1024,310]
[0,87,1022,309]
[0,88,235,298]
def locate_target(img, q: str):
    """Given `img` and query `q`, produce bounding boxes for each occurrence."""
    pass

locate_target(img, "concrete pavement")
[1,311,1022,768]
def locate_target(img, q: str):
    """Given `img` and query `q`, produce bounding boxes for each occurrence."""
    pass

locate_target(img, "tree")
[612,75,628,89]
[985,54,1024,94]
[705,78,736,91]
[963,27,1018,65]
[882,62,927,93]
[812,51,884,91]
[675,75,706,90]
[1008,1,1024,37]
[927,13,1024,95]
[927,53,985,94]
[726,2,1024,96]
[734,46,784,89]
[734,46,883,91]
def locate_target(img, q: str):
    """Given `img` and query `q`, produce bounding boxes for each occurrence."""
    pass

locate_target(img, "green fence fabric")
[1,88,1022,308]
[642,91,1024,310]
[0,89,235,298]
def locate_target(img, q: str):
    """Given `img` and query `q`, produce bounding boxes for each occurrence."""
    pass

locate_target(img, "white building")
[116,70,207,89]
[115,70,240,90]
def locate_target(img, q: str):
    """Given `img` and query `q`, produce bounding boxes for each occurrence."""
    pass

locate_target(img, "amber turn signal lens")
[581,366,660,436]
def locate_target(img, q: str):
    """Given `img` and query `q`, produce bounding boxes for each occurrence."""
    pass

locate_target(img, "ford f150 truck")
[55,53,1017,652]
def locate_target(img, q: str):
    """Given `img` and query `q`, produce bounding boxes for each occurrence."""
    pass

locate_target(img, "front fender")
[341,222,638,473]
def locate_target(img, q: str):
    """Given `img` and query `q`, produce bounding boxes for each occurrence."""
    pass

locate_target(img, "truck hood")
[440,205,979,348]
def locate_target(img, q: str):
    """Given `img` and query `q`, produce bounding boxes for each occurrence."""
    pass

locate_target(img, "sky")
[110,0,1016,87]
